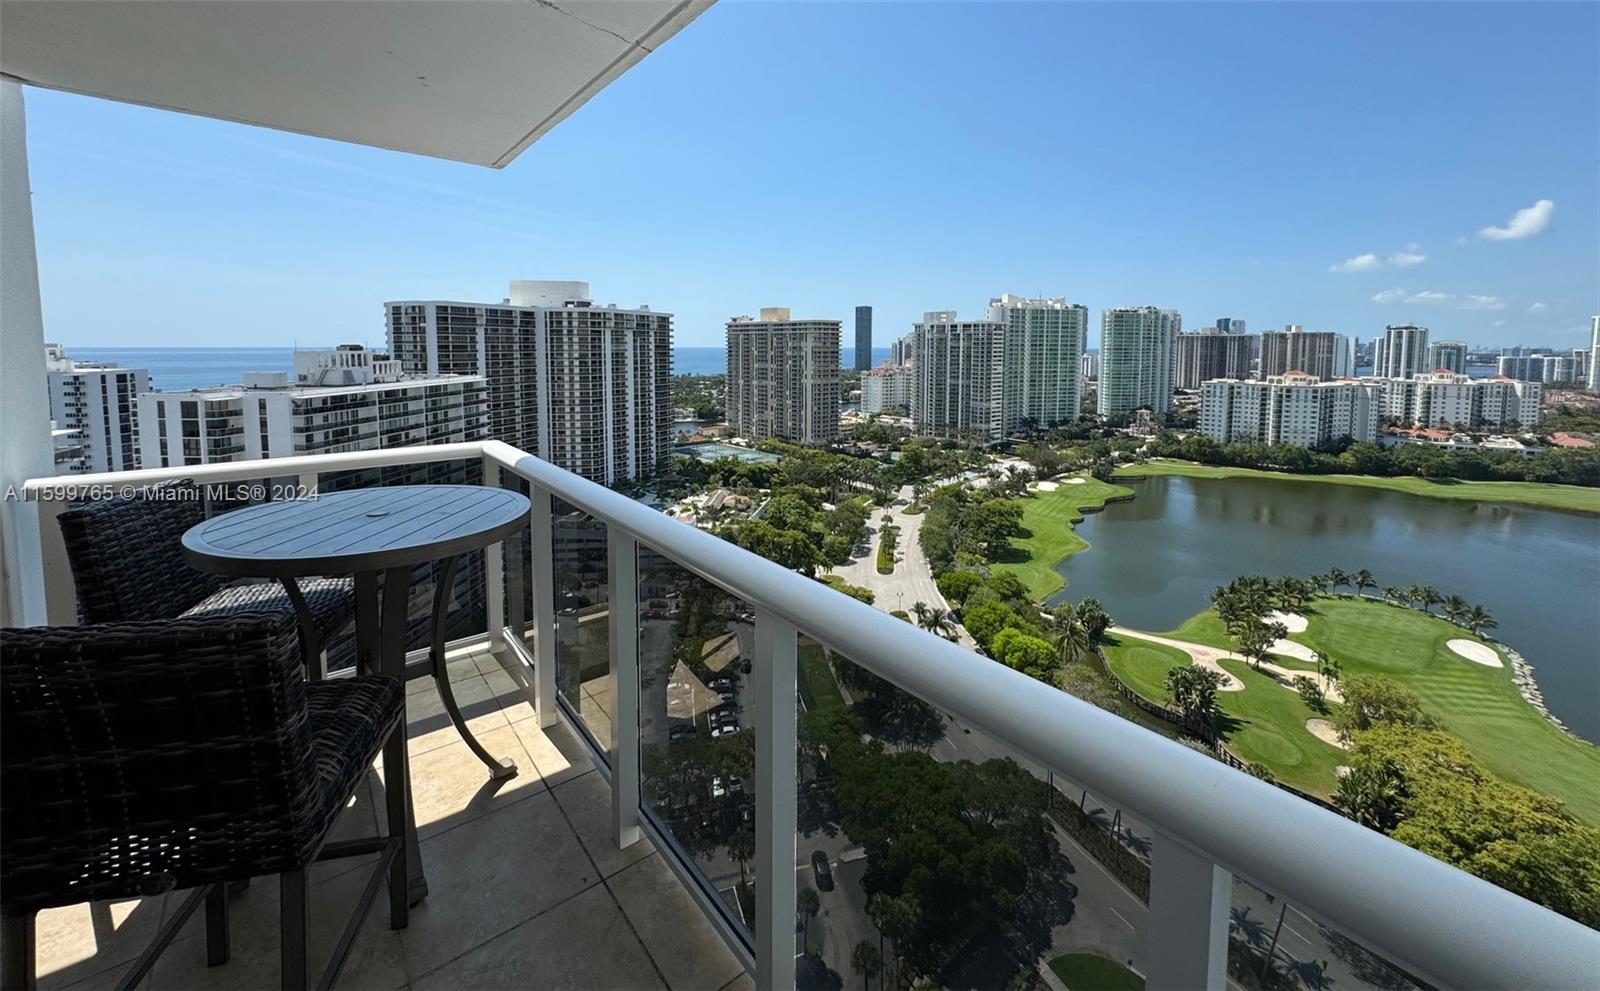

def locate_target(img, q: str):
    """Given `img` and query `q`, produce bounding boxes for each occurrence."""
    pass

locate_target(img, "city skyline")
[22,2,1599,351]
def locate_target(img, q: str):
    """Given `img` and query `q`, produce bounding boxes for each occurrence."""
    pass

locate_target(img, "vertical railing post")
[297,471,318,498]
[35,498,75,625]
[753,610,797,991]
[482,458,504,649]
[1145,831,1230,991]
[607,529,641,849]
[530,485,558,728]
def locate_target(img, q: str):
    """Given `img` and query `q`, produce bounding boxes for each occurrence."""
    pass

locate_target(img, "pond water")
[1052,474,1600,742]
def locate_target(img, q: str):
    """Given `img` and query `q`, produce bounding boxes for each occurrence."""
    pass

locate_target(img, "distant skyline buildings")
[1373,324,1431,380]
[1590,317,1600,391]
[1098,306,1179,416]
[725,307,841,445]
[1428,340,1470,375]
[1258,326,1355,380]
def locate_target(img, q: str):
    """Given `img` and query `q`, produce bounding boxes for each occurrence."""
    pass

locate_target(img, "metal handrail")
[23,441,1600,990]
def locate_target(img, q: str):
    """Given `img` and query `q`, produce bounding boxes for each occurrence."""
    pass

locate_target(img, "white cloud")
[1479,198,1554,240]
[1371,288,1408,303]
[1408,290,1456,305]
[1460,294,1506,310]
[1330,253,1381,272]
[1528,301,1549,314]
[1388,250,1427,267]
[1493,320,1507,327]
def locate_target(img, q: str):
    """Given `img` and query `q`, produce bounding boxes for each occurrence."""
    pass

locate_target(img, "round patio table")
[182,484,530,903]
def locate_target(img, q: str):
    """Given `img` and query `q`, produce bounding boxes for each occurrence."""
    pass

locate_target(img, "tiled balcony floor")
[22,645,752,991]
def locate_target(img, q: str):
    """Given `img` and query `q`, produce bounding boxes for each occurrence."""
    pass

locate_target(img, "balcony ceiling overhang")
[0,0,713,168]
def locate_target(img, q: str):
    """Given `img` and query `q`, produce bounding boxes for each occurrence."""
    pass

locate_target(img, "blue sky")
[25,1,1599,351]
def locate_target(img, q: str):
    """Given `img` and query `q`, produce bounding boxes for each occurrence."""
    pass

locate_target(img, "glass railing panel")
[797,638,1148,990]
[553,495,612,759]
[1229,877,1431,991]
[636,544,757,944]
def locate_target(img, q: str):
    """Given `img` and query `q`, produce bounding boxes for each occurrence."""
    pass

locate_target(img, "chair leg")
[383,729,410,930]
[1,913,37,991]
[205,884,230,967]
[280,871,308,991]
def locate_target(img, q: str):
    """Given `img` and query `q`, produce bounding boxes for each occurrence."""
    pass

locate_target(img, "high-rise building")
[911,311,1005,443]
[1427,340,1469,375]
[1373,324,1430,379]
[1216,318,1247,335]
[386,281,674,485]
[854,305,873,371]
[1200,374,1379,448]
[890,332,916,366]
[1497,353,1544,381]
[1080,351,1100,381]
[1375,373,1540,430]
[138,345,487,469]
[1175,329,1254,390]
[45,343,148,474]
[1572,349,1590,388]
[1589,317,1600,391]
[861,363,913,413]
[1258,327,1353,379]
[1097,307,1180,416]
[725,307,841,445]
[988,293,1087,433]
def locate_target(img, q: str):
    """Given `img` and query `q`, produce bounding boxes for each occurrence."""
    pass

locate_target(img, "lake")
[1052,474,1600,742]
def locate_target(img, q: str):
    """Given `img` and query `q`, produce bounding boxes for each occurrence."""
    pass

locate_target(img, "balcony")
[13,440,1598,991]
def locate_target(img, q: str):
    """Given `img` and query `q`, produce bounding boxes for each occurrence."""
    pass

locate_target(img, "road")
[829,484,977,648]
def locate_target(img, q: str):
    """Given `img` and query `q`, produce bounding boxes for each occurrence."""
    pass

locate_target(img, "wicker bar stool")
[56,484,357,675]
[0,612,408,990]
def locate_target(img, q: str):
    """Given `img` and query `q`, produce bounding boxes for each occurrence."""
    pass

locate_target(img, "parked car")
[669,724,696,741]
[727,775,744,796]
[711,721,740,738]
[711,776,726,799]
[810,850,834,891]
[708,675,735,692]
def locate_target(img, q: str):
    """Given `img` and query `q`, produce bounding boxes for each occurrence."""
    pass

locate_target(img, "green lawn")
[1117,460,1600,514]
[798,642,847,718]
[1133,597,1600,821]
[1048,953,1144,991]
[992,476,1136,601]
[1102,633,1345,795]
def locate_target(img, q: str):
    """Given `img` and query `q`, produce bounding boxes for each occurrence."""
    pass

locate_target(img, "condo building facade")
[1097,306,1179,416]
[725,308,841,445]
[1375,372,1541,429]
[137,345,487,468]
[1175,328,1254,390]
[1373,324,1430,379]
[861,362,913,414]
[1590,317,1600,391]
[1200,374,1379,447]
[1427,340,1470,375]
[989,293,1088,432]
[854,306,873,371]
[386,281,674,485]
[911,311,1006,443]
[1258,326,1354,380]
[45,343,148,474]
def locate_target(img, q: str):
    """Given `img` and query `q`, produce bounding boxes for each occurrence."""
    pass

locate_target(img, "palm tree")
[918,605,957,641]
[1050,619,1090,666]
[1382,586,1404,605]
[1327,567,1350,594]
[1419,586,1442,615]
[1315,651,1342,685]
[911,600,931,627]
[728,828,755,888]
[1466,605,1497,636]
[1354,569,1377,598]
[851,940,883,991]
[1443,594,1469,625]
[1405,584,1426,610]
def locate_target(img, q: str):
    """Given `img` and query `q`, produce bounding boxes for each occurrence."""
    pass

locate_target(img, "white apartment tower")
[1589,317,1600,391]
[724,308,841,445]
[861,363,913,414]
[1373,324,1430,379]
[386,281,674,485]
[45,344,149,474]
[988,293,1088,433]
[1098,307,1180,416]
[1427,340,1469,375]
[1200,374,1379,448]
[1374,373,1540,430]
[911,311,1006,443]
[138,346,487,468]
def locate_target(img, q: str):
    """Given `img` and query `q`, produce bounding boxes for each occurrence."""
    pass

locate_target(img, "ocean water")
[72,346,894,389]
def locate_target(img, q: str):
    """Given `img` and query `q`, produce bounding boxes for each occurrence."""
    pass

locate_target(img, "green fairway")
[992,476,1136,601]
[1048,953,1144,991]
[798,641,847,717]
[1128,596,1600,820]
[1116,460,1600,514]
[1103,633,1345,795]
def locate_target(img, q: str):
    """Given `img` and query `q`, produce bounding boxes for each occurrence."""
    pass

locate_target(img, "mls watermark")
[4,482,318,503]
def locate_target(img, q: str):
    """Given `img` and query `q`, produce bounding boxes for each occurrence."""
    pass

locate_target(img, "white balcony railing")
[19,440,1599,991]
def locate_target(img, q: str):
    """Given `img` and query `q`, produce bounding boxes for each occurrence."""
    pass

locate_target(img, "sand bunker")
[1268,639,1319,664]
[1264,610,1308,633]
[1063,477,1087,485]
[1306,718,1347,749]
[1033,480,1059,491]
[1447,639,1504,668]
